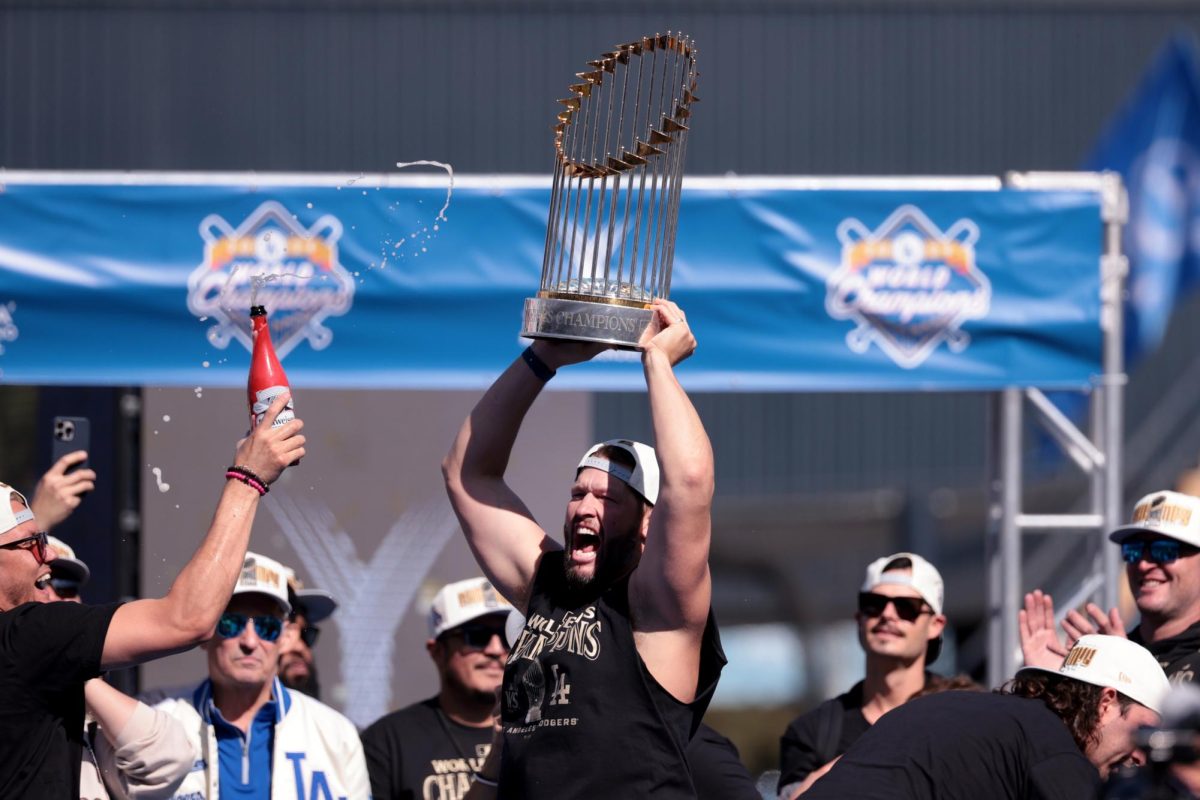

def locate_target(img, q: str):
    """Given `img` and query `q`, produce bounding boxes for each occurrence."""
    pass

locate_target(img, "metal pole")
[986,393,1003,689]
[1000,387,1023,684]
[1100,175,1129,610]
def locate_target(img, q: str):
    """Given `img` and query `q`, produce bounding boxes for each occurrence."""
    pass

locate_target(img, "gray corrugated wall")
[3,2,1200,175]
[4,0,1200,497]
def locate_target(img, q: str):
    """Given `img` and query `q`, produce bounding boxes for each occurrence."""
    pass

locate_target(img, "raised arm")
[30,450,96,531]
[628,300,715,700]
[101,394,305,669]
[86,678,195,799]
[442,339,603,611]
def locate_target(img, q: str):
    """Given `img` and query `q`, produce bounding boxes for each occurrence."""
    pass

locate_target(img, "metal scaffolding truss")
[985,171,1128,687]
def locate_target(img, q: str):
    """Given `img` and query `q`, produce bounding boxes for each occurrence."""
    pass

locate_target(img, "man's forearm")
[444,348,550,485]
[643,348,714,504]
[163,480,262,637]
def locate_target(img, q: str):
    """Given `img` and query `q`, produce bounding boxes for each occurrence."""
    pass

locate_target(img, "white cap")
[428,577,513,639]
[47,536,90,585]
[577,439,660,505]
[0,482,34,535]
[1019,634,1171,715]
[1109,490,1200,547]
[234,552,291,616]
[861,552,944,615]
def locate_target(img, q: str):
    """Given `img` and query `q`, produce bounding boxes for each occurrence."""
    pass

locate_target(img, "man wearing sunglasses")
[778,552,946,799]
[152,551,369,800]
[278,571,339,701]
[443,303,724,799]
[0,392,303,800]
[1022,490,1200,684]
[363,576,514,800]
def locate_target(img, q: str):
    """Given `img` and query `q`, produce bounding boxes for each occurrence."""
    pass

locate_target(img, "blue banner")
[0,174,1103,391]
[1086,35,1200,364]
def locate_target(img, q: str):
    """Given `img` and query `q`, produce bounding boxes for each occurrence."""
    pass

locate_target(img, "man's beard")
[562,523,640,591]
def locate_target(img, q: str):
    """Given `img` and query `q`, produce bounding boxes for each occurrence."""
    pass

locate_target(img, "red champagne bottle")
[248,305,296,429]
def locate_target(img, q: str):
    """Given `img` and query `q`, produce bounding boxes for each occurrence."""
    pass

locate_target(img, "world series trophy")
[522,33,699,348]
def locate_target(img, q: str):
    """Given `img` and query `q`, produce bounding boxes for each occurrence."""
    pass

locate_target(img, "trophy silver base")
[522,296,653,350]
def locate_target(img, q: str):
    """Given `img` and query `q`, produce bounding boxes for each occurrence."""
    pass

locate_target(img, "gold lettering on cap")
[1133,502,1193,527]
[1064,646,1097,668]
[255,565,280,586]
[458,587,485,607]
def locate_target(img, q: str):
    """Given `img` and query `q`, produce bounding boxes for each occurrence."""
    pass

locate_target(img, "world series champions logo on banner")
[825,205,991,369]
[188,201,355,357]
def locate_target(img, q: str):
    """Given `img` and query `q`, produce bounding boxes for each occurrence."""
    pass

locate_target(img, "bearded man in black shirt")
[0,393,304,800]
[363,577,515,800]
[805,635,1170,800]
[442,300,724,799]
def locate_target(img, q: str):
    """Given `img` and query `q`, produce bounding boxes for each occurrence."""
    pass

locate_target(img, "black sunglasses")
[0,530,48,562]
[49,577,81,599]
[443,625,507,650]
[1121,539,1191,565]
[858,592,932,623]
[217,612,284,642]
[299,624,320,648]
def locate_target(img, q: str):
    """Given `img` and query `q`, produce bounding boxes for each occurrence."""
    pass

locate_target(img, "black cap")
[251,305,267,317]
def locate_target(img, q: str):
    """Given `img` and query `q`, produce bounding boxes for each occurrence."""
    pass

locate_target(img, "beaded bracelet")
[472,774,499,788]
[225,466,269,496]
[521,346,556,382]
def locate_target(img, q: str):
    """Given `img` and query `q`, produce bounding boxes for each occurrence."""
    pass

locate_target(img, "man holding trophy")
[443,303,723,799]
[443,33,720,799]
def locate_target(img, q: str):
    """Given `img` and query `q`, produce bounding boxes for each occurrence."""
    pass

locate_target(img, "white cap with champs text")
[1019,634,1170,715]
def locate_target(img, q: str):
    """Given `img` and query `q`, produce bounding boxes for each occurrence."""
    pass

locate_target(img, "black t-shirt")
[804,691,1100,800]
[0,601,121,800]
[778,680,872,789]
[686,723,759,800]
[361,697,495,800]
[499,550,726,800]
[1130,622,1200,684]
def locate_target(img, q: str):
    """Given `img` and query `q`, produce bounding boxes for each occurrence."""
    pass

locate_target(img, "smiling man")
[442,300,724,799]
[778,552,947,798]
[0,394,304,800]
[1110,491,1200,680]
[363,577,513,800]
[804,635,1170,799]
[1022,491,1200,684]
[153,552,369,800]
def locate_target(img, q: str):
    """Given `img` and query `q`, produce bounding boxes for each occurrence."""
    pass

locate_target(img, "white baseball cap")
[233,552,291,616]
[577,439,660,506]
[1019,634,1171,715]
[0,482,34,535]
[1108,491,1200,547]
[861,552,944,615]
[47,536,90,585]
[428,577,513,639]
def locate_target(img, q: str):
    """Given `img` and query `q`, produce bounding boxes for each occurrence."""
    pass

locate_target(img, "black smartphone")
[51,416,91,473]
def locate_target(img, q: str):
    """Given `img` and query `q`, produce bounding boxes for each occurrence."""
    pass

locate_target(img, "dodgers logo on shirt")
[188,200,355,358]
[825,205,990,369]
